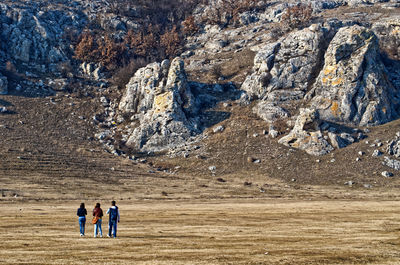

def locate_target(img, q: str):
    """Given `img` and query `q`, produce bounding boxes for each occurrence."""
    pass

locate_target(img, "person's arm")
[106,208,110,215]
[84,209,87,216]
[117,209,120,222]
[77,209,79,217]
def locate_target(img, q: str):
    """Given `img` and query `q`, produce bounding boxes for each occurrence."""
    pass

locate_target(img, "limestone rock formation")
[0,4,85,71]
[308,25,400,126]
[278,108,334,156]
[242,24,327,100]
[119,58,199,152]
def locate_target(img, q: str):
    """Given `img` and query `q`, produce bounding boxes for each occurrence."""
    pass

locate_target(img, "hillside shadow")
[188,81,242,130]
[0,98,13,107]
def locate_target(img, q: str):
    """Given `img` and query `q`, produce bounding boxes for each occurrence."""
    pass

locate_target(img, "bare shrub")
[182,16,199,36]
[124,25,160,60]
[160,26,182,58]
[210,64,223,81]
[112,58,148,89]
[200,0,259,26]
[74,32,99,63]
[96,36,127,70]
[281,4,313,31]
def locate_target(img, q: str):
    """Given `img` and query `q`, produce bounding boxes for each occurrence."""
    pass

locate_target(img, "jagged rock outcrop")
[242,24,327,100]
[308,25,400,126]
[386,132,400,157]
[119,58,200,152]
[0,74,7,95]
[278,108,334,156]
[0,4,86,71]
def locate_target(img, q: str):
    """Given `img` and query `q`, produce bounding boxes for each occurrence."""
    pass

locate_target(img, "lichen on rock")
[309,25,400,126]
[119,57,200,152]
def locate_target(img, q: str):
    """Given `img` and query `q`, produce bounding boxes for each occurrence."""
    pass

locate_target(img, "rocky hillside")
[2,0,400,198]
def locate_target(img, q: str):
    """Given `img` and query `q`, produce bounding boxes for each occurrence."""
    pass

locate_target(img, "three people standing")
[77,201,120,238]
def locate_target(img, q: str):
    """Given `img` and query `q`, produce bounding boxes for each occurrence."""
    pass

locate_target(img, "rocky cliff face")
[119,58,200,152]
[242,21,400,155]
[0,2,86,70]
[308,25,400,126]
[242,24,327,100]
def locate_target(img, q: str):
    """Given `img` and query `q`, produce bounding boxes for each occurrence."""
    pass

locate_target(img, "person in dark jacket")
[106,200,120,238]
[93,202,103,238]
[77,203,87,236]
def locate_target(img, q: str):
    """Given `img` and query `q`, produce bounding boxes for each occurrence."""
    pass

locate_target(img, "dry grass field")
[1,200,400,265]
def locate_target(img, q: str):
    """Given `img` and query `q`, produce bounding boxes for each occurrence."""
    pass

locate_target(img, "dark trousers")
[108,220,117,238]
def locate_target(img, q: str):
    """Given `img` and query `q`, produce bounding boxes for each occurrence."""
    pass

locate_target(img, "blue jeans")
[78,217,86,235]
[94,218,102,237]
[108,220,117,238]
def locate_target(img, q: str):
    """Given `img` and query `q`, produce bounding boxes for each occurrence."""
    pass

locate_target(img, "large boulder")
[242,24,327,100]
[278,108,334,156]
[119,60,169,114]
[120,58,200,152]
[308,25,400,126]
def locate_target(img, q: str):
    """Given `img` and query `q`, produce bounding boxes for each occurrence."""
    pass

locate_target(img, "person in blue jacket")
[106,200,120,238]
[77,203,87,236]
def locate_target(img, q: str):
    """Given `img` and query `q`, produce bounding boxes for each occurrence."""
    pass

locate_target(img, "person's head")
[111,200,116,206]
[95,202,100,208]
[80,203,85,209]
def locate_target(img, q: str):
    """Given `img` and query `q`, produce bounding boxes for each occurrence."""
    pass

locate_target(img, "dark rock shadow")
[188,81,242,131]
[0,98,13,107]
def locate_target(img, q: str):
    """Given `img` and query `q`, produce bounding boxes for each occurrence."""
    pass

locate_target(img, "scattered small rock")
[381,171,394,178]
[345,181,355,186]
[244,182,252,186]
[372,149,382,157]
[358,151,365,156]
[213,125,225,133]
[269,125,279,138]
[363,184,372,189]
[216,178,226,183]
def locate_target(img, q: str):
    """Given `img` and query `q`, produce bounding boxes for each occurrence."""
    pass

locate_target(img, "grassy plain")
[1,200,400,265]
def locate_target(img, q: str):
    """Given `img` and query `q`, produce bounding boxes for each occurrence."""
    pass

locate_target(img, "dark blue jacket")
[77,208,87,217]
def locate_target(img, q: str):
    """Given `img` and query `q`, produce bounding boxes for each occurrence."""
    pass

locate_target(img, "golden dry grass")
[1,200,400,265]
